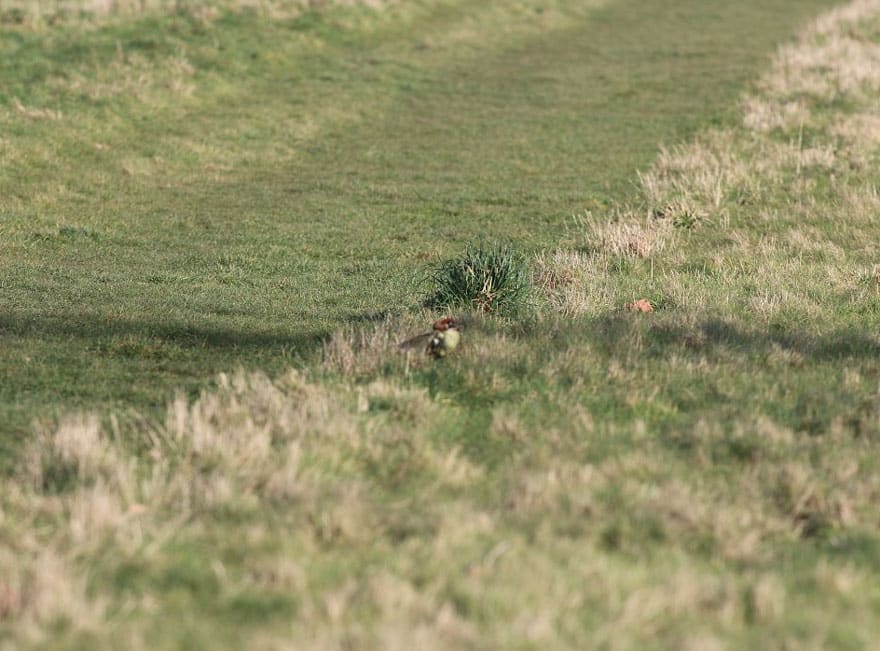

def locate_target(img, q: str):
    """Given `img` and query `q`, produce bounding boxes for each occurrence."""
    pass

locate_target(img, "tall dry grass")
[1,370,488,647]
[6,368,880,648]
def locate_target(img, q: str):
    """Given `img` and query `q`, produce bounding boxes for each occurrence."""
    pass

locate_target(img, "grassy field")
[4,0,880,648]
[0,0,840,438]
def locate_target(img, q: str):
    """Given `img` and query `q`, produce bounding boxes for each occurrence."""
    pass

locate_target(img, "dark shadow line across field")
[5,310,877,362]
[593,316,880,362]
[0,313,326,354]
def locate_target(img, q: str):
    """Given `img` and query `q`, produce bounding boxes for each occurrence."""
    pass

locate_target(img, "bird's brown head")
[432,317,458,332]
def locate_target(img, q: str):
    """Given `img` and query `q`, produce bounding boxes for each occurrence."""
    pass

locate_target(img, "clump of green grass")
[426,241,532,316]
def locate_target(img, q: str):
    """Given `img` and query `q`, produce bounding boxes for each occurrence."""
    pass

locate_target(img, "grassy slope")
[6,0,880,649]
[0,0,836,440]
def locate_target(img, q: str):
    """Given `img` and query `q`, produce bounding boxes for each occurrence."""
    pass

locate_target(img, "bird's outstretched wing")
[398,331,432,352]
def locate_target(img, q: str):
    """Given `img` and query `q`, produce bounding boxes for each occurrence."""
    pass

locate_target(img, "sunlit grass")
[5,0,880,648]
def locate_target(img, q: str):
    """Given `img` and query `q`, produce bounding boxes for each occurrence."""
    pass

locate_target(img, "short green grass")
[5,0,880,649]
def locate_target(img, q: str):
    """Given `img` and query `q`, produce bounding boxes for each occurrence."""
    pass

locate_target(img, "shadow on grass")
[589,314,880,362]
[0,312,326,354]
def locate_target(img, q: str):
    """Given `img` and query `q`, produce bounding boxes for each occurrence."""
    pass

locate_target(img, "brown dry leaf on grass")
[624,299,654,313]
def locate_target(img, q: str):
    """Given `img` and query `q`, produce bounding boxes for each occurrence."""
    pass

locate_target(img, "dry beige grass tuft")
[746,0,880,135]
[50,51,198,103]
[322,315,419,376]
[534,249,601,316]
[12,98,63,121]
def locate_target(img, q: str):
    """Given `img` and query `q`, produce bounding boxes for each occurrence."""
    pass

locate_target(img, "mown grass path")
[0,0,837,440]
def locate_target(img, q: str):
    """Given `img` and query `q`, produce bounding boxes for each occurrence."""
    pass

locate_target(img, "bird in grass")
[398,317,461,358]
